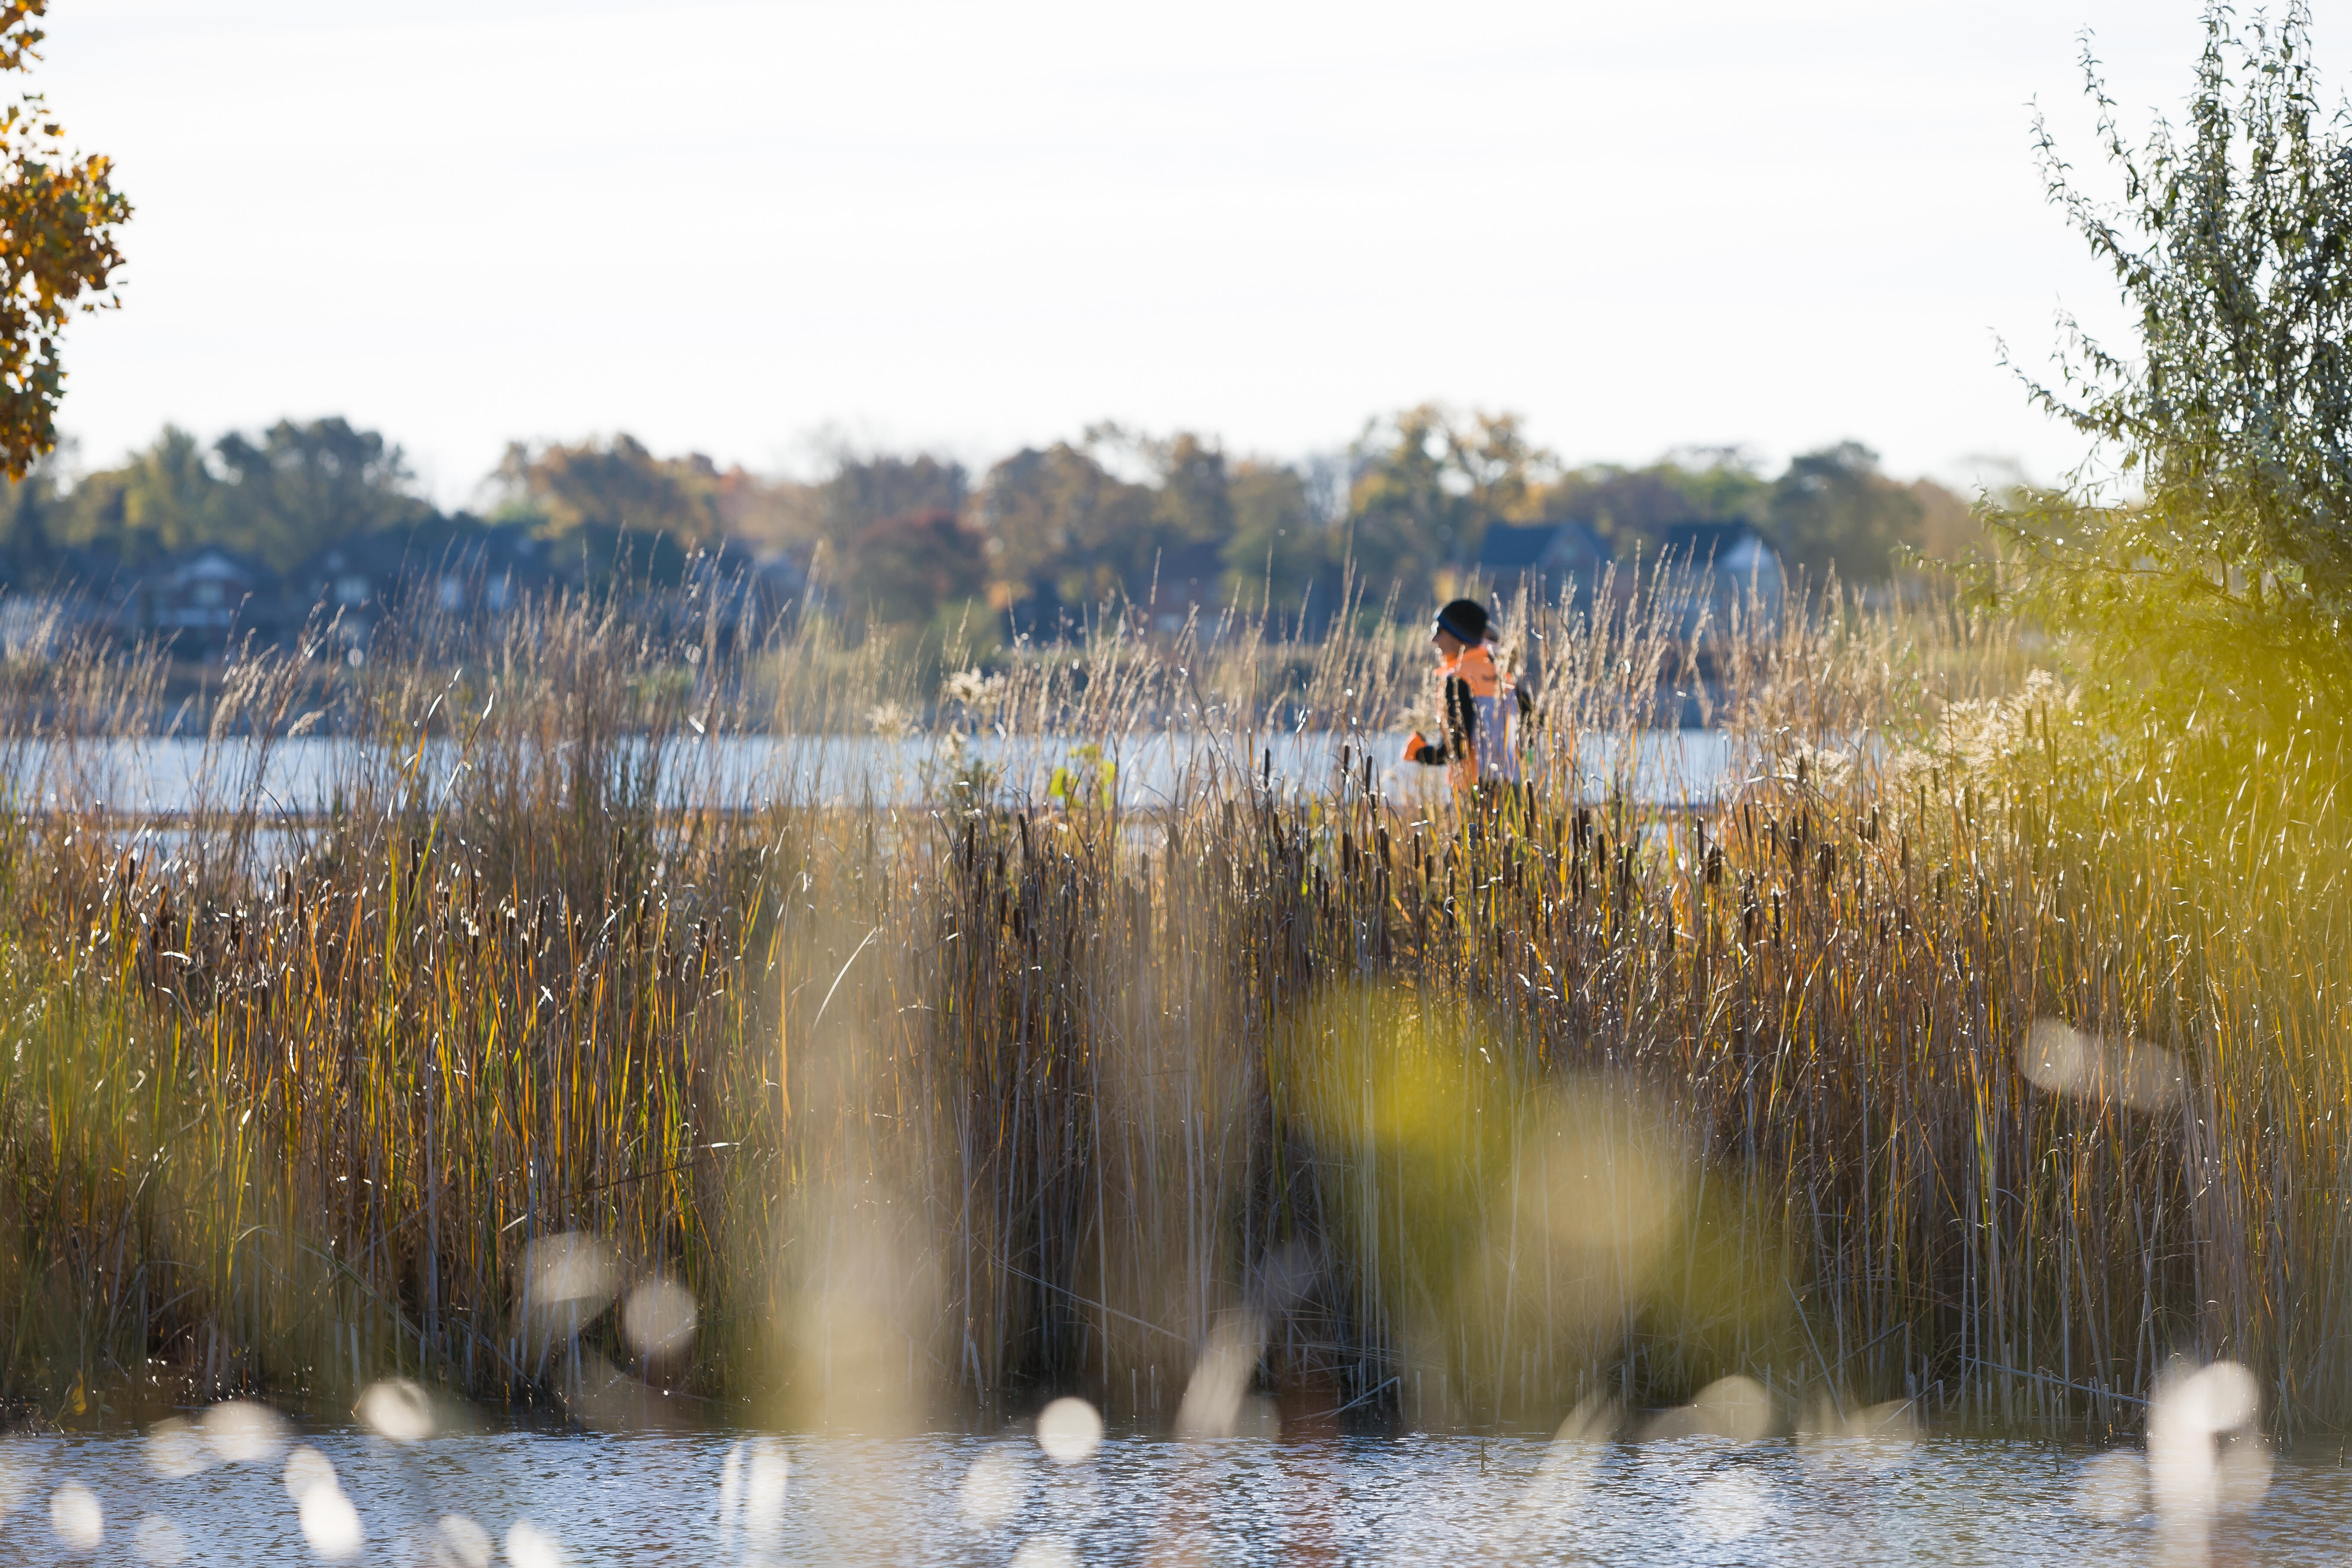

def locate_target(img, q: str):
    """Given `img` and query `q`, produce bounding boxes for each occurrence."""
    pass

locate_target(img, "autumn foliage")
[0,1,128,479]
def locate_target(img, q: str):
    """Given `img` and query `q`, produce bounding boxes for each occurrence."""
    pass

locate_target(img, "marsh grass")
[0,569,2346,1439]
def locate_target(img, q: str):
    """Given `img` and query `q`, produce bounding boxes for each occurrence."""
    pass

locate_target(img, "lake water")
[3,1422,2346,1566]
[9,731,1744,818]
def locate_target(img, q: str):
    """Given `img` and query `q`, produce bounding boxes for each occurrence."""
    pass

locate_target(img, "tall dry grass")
[0,568,2344,1439]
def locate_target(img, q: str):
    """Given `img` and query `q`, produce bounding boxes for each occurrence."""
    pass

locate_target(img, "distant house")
[737,548,809,640]
[422,524,554,619]
[1146,541,1227,634]
[752,547,807,602]
[1652,521,1785,631]
[293,533,410,650]
[52,546,131,599]
[293,524,556,650]
[132,547,273,644]
[674,541,806,649]
[1477,520,1612,610]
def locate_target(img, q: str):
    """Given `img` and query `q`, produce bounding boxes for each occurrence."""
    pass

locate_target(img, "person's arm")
[1405,674,1478,764]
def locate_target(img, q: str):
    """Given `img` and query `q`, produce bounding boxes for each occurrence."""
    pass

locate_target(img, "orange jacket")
[1404,643,1518,789]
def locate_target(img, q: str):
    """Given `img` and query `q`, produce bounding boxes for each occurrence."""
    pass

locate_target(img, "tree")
[50,425,221,561]
[213,419,432,570]
[49,419,428,572]
[712,466,818,551]
[1223,460,1332,610]
[1998,1,2352,719]
[1539,452,1771,555]
[1089,424,1267,604]
[1129,428,1233,555]
[1766,441,1923,583]
[0,3,128,478]
[848,509,986,627]
[975,442,1153,611]
[1347,405,1555,597]
[497,434,726,544]
[0,432,60,577]
[815,452,966,560]
[1909,476,1988,568]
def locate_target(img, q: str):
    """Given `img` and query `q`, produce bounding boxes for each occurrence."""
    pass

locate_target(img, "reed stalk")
[0,572,2343,1438]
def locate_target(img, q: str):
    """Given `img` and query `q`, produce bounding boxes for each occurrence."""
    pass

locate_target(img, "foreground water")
[12,730,1741,815]
[3,1425,2346,1566]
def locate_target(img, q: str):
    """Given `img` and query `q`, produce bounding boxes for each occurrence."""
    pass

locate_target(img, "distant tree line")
[0,405,1985,641]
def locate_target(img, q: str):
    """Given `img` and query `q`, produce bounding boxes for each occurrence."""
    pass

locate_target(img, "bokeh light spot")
[958,1446,1031,1526]
[298,1484,364,1559]
[50,1481,103,1554]
[130,1514,189,1565]
[145,1418,213,1479]
[282,1445,337,1501]
[621,1276,698,1361]
[1011,1534,1078,1568]
[524,1233,618,1311]
[2073,1450,2147,1521]
[506,1518,567,1568]
[1035,1398,1103,1465]
[1685,1468,1772,1542]
[1643,1376,1775,1443]
[436,1513,493,1568]
[0,1443,26,1517]
[2020,1020,2182,1111]
[200,1401,290,1464]
[357,1378,435,1443]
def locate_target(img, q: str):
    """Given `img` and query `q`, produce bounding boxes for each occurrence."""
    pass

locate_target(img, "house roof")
[169,546,264,578]
[1478,520,1610,571]
[1151,541,1225,589]
[296,522,552,586]
[1657,520,1769,558]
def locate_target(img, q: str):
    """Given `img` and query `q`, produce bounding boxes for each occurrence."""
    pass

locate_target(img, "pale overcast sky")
[30,1,2324,505]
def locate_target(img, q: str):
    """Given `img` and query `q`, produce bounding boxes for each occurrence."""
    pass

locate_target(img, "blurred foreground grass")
[0,576,2346,1439]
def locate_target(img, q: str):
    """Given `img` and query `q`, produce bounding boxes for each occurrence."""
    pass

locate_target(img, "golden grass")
[0,572,2344,1438]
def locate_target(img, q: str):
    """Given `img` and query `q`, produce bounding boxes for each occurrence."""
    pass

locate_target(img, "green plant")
[1046,743,1115,815]
[1996,0,2352,729]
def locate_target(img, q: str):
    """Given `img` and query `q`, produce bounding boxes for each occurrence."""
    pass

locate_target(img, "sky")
[29,1,2330,507]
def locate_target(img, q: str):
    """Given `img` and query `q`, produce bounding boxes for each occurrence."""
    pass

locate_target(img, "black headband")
[1434,606,1484,643]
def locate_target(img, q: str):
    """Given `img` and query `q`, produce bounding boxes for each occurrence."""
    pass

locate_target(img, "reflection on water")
[3,1423,2349,1565]
[8,730,1740,816]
